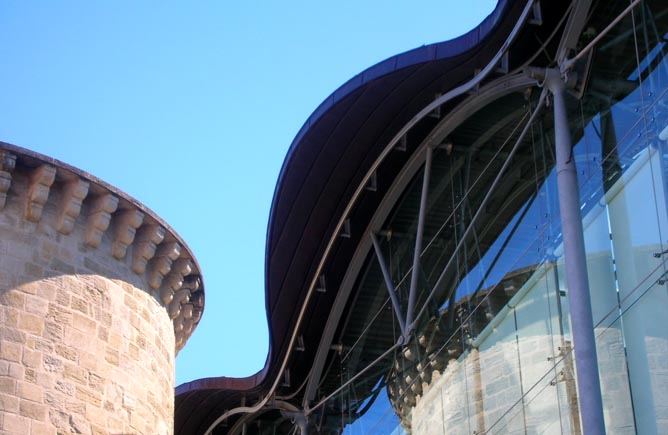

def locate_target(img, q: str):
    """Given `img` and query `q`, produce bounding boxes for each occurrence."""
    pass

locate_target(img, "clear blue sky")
[0,1,496,385]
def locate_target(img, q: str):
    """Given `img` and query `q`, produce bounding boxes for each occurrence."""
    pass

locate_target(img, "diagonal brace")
[371,232,407,338]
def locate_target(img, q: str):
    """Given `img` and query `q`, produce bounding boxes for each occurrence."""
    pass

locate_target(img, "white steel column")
[543,68,606,435]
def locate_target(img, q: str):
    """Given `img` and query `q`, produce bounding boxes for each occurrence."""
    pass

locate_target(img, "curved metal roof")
[174,1,571,432]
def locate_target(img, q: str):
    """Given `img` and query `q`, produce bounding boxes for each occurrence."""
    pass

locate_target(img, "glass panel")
[410,349,478,435]
[514,265,563,434]
[595,318,635,434]
[316,351,401,435]
[477,307,523,434]
[606,146,668,433]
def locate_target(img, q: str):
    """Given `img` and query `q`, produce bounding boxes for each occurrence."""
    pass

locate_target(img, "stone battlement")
[0,142,205,434]
[0,142,204,352]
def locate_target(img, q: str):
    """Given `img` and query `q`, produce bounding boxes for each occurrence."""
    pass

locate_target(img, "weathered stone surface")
[57,178,89,235]
[0,150,17,209]
[112,208,144,259]
[25,165,56,222]
[85,193,119,248]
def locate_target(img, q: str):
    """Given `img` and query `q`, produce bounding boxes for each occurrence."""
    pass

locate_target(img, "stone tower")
[0,143,204,435]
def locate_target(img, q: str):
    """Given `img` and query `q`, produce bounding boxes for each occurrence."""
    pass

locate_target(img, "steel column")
[543,68,606,435]
[406,146,433,336]
[371,232,407,337]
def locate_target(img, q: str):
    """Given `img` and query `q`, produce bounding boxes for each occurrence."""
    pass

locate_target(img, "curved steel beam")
[301,72,539,410]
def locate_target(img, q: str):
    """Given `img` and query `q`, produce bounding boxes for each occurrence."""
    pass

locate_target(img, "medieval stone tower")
[0,143,204,434]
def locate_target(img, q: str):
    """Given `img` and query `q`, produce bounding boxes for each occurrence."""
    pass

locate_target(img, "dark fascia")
[261,0,518,393]
[265,0,508,261]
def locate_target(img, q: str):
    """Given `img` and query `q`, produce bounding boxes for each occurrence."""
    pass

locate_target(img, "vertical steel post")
[543,68,606,435]
[406,146,433,336]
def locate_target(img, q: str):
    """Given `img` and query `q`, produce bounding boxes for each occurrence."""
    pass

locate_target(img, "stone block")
[18,312,44,335]
[63,326,88,350]
[49,258,75,275]
[95,309,112,329]
[87,373,103,393]
[70,296,89,315]
[124,293,138,311]
[24,295,48,316]
[43,322,64,342]
[63,364,88,385]
[48,408,69,431]
[3,307,18,328]
[31,338,53,353]
[39,240,58,262]
[55,344,78,362]
[16,381,41,403]
[35,283,56,302]
[71,311,96,333]
[0,291,24,309]
[128,343,139,359]
[43,355,64,374]
[54,289,70,308]
[0,393,19,412]
[104,348,120,367]
[97,326,108,342]
[75,385,102,407]
[0,377,15,395]
[2,411,29,434]
[30,419,57,435]
[107,332,121,350]
[19,399,46,420]
[65,398,86,414]
[24,262,43,278]
[91,423,107,435]
[0,341,22,363]
[21,348,41,369]
[106,414,124,433]
[0,326,26,345]
[8,363,23,380]
[78,352,98,372]
[46,304,72,326]
[24,369,52,389]
[122,391,137,411]
[54,380,75,397]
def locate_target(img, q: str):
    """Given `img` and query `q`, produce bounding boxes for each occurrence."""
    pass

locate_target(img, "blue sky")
[0,1,497,385]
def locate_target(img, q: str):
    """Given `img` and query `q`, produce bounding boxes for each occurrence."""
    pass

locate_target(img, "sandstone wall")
[0,145,204,435]
[411,328,652,435]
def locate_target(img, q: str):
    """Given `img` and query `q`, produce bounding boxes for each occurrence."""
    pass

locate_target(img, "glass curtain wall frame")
[305,3,668,435]
[309,88,554,435]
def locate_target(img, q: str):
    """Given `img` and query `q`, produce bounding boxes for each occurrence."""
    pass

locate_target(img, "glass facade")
[308,2,668,435]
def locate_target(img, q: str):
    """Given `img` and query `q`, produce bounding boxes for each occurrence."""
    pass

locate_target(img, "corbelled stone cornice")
[0,142,204,353]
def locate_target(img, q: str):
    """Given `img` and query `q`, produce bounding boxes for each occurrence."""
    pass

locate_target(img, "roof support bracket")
[530,1,543,26]
[496,51,510,74]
